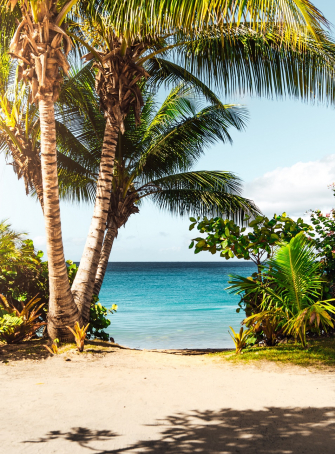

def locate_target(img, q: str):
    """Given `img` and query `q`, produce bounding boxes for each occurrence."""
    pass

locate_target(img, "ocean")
[99,262,256,350]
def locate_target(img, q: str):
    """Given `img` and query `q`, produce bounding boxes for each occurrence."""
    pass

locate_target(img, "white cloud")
[244,154,335,217]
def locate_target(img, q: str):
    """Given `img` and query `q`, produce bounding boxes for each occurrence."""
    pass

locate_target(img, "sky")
[1,1,335,262]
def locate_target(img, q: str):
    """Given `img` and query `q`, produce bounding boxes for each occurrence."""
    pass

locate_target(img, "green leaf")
[210,244,216,254]
[196,239,207,248]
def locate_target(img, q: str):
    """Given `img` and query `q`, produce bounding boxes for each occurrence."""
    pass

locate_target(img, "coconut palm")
[4,0,85,339]
[52,77,259,297]
[71,1,335,321]
[83,85,261,296]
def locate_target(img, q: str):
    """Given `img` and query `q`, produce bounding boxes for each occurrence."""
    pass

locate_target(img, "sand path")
[1,348,335,453]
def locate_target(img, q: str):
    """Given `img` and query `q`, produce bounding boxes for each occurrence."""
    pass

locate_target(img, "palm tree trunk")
[39,96,82,341]
[93,196,139,295]
[71,121,119,322]
[93,221,118,296]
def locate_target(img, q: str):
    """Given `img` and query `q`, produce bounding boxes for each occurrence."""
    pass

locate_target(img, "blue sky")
[1,0,335,261]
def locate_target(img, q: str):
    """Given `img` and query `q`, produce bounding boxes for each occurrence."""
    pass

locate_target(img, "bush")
[0,221,49,311]
[310,209,335,284]
[0,222,117,341]
[0,294,46,344]
[87,297,118,341]
[238,234,335,347]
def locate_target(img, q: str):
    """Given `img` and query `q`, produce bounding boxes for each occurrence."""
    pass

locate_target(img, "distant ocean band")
[99,262,256,349]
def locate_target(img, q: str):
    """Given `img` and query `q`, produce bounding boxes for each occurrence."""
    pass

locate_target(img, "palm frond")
[266,233,323,310]
[143,170,260,221]
[175,25,335,102]
[145,58,223,106]
[133,102,247,181]
[85,0,330,45]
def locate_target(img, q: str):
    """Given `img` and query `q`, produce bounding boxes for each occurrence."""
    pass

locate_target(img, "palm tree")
[70,0,335,321]
[56,83,260,296]
[4,0,85,339]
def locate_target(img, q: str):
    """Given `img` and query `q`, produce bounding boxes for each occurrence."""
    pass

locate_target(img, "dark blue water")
[99,262,256,349]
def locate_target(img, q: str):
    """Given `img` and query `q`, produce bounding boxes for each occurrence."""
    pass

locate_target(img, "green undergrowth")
[211,338,335,369]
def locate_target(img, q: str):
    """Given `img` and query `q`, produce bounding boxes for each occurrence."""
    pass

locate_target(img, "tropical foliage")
[310,208,335,284]
[66,321,90,352]
[230,234,335,348]
[228,326,252,354]
[0,294,45,344]
[88,299,118,341]
[189,213,313,271]
[55,79,259,295]
[0,220,49,308]
[44,338,60,355]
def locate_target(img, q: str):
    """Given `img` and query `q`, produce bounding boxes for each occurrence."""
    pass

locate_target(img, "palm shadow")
[23,427,118,450]
[105,407,335,453]
[22,407,335,453]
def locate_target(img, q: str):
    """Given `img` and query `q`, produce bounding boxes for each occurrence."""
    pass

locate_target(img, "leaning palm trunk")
[93,220,118,297]
[71,121,119,322]
[8,0,82,340]
[73,41,147,318]
[93,191,139,296]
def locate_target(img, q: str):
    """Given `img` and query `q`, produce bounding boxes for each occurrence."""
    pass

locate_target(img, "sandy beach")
[1,345,335,453]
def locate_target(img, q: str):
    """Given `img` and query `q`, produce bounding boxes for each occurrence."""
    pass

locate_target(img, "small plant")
[87,298,118,341]
[0,294,45,343]
[66,322,90,352]
[244,309,284,346]
[44,338,60,355]
[229,326,252,354]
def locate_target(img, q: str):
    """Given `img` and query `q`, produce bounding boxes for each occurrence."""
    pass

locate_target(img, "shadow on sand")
[23,406,335,453]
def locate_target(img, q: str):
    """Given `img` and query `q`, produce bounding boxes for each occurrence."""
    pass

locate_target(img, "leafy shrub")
[0,221,49,311]
[87,298,118,341]
[0,222,117,341]
[191,213,314,320]
[310,209,335,284]
[0,294,46,344]
[241,234,335,347]
[190,213,313,272]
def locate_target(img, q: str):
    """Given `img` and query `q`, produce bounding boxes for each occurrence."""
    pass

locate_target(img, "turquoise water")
[99,262,256,349]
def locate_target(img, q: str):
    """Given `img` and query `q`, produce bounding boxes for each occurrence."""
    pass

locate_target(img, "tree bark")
[93,192,140,296]
[39,95,82,341]
[71,121,119,322]
[93,220,118,296]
